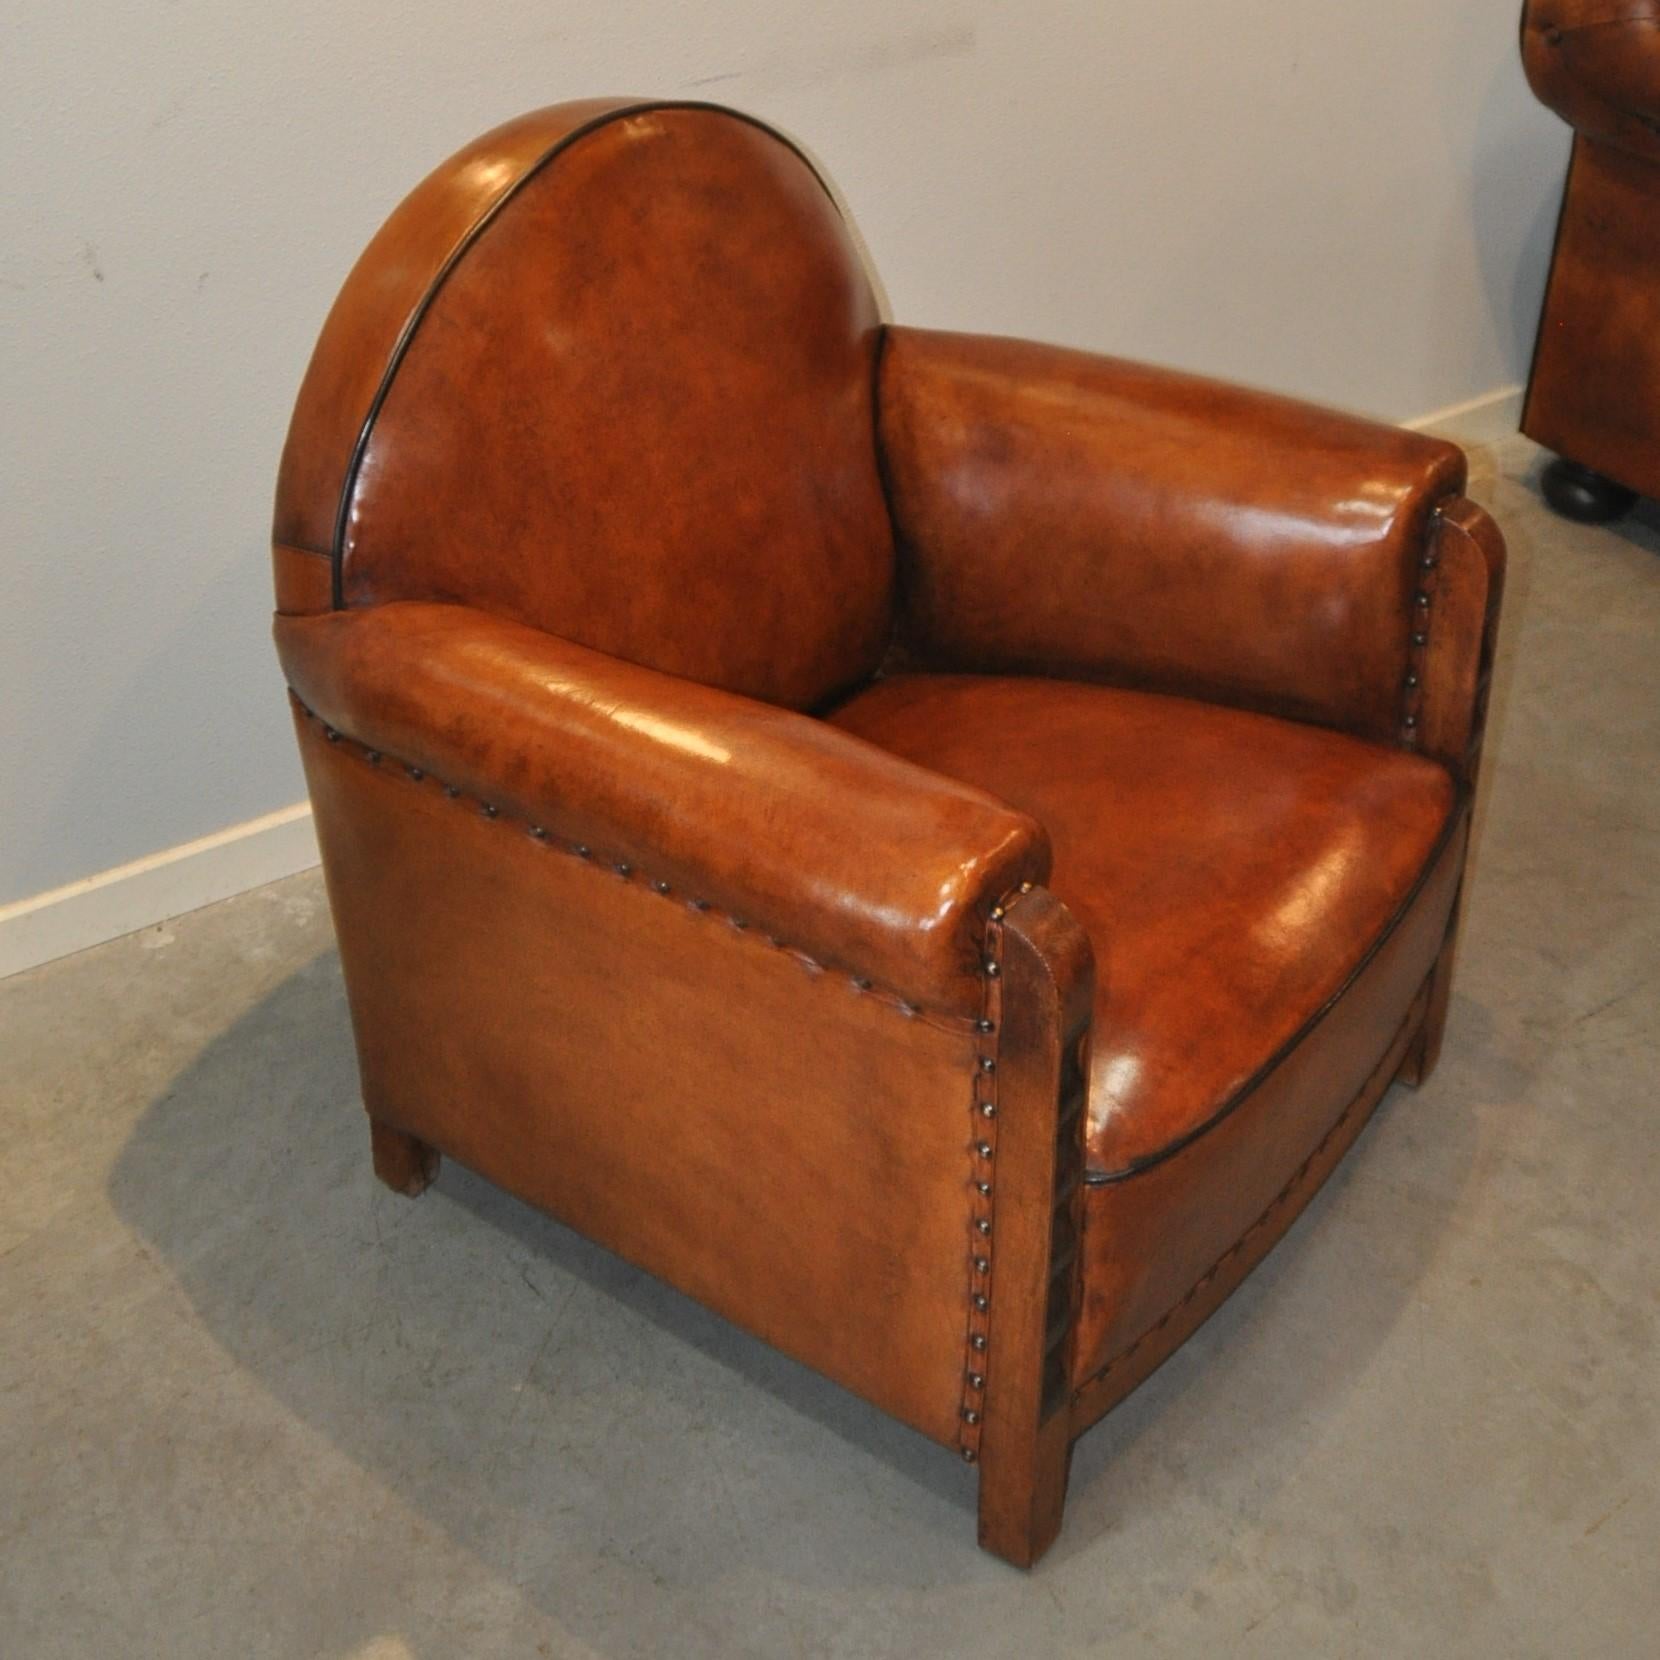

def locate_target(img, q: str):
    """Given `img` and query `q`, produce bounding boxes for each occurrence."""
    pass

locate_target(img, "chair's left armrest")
[877,326,1503,772]
[274,600,1050,1017]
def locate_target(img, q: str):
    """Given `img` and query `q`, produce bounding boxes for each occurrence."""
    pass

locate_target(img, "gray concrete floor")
[3,438,1656,1658]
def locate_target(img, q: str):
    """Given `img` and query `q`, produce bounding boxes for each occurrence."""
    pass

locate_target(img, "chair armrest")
[274,601,1049,1016]
[1523,2,1660,167]
[877,326,1471,746]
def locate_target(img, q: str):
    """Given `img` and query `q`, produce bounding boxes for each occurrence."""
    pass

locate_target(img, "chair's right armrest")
[1523,2,1660,166]
[274,600,1049,1018]
[877,326,1481,751]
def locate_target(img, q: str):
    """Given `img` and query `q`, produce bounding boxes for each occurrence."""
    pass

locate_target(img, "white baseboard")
[0,803,319,980]
[1404,383,1524,448]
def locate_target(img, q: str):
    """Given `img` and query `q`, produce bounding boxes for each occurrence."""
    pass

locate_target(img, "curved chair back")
[275,101,894,709]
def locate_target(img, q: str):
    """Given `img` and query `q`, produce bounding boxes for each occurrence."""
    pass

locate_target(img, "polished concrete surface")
[3,439,1656,1658]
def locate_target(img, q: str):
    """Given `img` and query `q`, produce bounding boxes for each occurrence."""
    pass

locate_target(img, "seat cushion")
[826,674,1457,1177]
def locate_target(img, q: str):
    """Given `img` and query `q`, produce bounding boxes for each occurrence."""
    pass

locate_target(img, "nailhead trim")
[955,876,1037,1464]
[289,697,980,1032]
[1399,506,1446,746]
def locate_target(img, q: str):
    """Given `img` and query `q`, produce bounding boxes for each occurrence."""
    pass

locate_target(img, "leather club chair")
[1522,0,1660,521]
[272,100,1506,1566]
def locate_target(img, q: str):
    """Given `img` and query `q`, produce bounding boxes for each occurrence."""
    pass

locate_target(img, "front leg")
[975,887,1093,1568]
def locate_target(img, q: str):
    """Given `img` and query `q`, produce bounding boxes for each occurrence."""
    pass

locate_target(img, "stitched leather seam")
[289,693,984,1034]
[1073,992,1419,1397]
[1083,796,1464,1185]
[328,101,844,610]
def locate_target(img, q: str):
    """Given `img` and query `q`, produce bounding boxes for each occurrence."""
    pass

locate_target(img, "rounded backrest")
[274,100,895,709]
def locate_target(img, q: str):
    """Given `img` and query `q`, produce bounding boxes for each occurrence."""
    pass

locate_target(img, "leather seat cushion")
[826,674,1457,1176]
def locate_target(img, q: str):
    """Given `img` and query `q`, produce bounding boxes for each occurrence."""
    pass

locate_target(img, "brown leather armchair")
[272,100,1505,1566]
[1522,0,1660,520]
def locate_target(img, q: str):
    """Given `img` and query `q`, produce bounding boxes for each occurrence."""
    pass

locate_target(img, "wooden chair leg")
[370,1121,440,1196]
[976,888,1094,1568]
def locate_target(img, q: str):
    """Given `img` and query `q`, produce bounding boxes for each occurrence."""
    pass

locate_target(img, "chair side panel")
[292,700,981,1446]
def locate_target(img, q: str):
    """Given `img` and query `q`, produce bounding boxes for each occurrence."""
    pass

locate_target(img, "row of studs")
[290,695,985,1034]
[957,881,1029,1463]
[1399,505,1446,746]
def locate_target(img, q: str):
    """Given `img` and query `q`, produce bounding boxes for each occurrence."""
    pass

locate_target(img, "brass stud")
[1020,880,1033,893]
[731,917,748,930]
[972,1293,989,1312]
[529,825,548,840]
[615,862,632,877]
[481,803,499,818]
[654,879,671,895]
[979,1057,996,1074]
[962,1407,981,1426]
[971,1334,987,1352]
[1415,591,1431,608]
[976,1142,993,1160]
[966,1371,985,1390]
[901,1002,919,1018]
[984,960,1000,978]
[960,1446,978,1464]
[990,904,1005,921]
[1404,714,1419,730]
[324,728,340,743]
[975,1018,994,1035]
[1404,671,1420,690]
[365,751,382,765]
[574,844,591,859]
[976,1219,992,1237]
[690,897,710,911]
[1420,552,1438,571]
[407,765,424,781]
[444,785,461,799]
[976,1180,991,1197]
[1412,631,1428,648]
[973,1256,990,1274]
[852,976,872,991]
[979,1102,997,1119]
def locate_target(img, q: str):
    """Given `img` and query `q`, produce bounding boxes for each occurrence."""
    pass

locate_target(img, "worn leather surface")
[1523,2,1660,165]
[877,327,1466,744]
[291,701,988,1447]
[272,94,1506,1562]
[828,673,1456,1174]
[274,99,638,557]
[276,602,1048,1017]
[278,101,894,710]
[1522,135,1660,498]
[1072,815,1466,1388]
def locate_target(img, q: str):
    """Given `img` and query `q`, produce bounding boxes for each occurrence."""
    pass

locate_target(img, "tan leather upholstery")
[827,675,1458,1174]
[272,99,1505,1566]
[1522,2,1660,501]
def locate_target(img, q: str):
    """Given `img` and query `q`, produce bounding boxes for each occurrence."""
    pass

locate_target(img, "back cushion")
[279,103,895,709]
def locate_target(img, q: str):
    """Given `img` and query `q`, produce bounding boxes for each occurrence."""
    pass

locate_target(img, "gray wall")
[0,1,1567,905]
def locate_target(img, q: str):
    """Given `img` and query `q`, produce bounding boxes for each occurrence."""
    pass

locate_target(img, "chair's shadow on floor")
[108,946,1486,1591]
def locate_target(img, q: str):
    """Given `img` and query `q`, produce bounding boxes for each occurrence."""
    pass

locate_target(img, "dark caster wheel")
[1541,458,1640,524]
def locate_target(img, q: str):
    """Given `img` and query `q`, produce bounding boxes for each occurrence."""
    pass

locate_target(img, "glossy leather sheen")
[276,603,1048,1017]
[1522,4,1660,499]
[1074,815,1465,1387]
[1523,2,1660,167]
[274,97,1507,1565]
[274,99,638,557]
[828,674,1456,1174]
[878,328,1466,744]
[292,703,988,1446]
[279,102,894,710]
